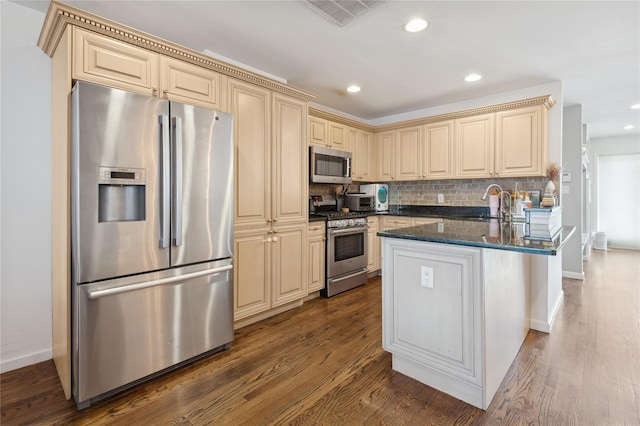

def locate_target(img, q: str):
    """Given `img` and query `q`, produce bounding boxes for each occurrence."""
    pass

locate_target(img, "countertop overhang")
[377,218,575,255]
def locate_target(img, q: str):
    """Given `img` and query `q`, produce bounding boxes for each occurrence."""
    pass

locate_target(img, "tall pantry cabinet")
[229,79,309,325]
[38,1,313,398]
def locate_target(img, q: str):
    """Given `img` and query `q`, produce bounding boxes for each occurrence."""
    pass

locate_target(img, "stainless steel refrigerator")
[70,81,234,409]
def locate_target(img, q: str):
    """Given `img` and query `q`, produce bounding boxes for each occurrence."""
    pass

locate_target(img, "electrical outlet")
[437,194,444,203]
[421,266,434,288]
[437,223,444,233]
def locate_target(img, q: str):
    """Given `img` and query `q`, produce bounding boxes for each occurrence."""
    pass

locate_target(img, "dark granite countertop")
[386,204,493,219]
[377,218,576,256]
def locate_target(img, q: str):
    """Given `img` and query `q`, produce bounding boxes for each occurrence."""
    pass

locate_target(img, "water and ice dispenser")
[98,166,146,222]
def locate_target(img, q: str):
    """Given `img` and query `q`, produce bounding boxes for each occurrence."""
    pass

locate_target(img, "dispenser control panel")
[98,167,146,185]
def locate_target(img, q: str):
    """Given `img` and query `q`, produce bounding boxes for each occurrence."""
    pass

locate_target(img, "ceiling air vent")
[303,0,385,26]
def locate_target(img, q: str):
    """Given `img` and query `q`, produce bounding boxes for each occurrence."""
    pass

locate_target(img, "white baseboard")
[0,348,52,374]
[529,292,564,334]
[563,271,584,280]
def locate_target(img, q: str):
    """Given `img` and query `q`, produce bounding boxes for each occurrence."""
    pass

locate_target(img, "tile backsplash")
[310,177,553,207]
[387,177,551,206]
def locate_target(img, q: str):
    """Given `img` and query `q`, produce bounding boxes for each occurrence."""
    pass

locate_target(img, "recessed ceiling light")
[347,85,361,93]
[624,124,635,130]
[631,103,640,109]
[464,73,482,82]
[404,18,428,33]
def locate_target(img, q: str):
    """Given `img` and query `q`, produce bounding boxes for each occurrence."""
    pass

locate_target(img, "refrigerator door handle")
[172,116,183,247]
[160,114,171,248]
[87,264,233,299]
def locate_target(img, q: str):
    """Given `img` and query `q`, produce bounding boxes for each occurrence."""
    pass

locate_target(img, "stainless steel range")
[313,211,369,297]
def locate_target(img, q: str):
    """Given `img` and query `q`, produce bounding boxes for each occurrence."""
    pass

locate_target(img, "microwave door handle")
[159,115,170,248]
[172,116,183,247]
[345,157,352,178]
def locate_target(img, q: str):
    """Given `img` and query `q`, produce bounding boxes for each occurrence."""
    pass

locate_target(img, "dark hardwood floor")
[2,248,639,425]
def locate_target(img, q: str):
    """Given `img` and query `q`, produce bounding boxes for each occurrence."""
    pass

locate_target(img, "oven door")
[327,226,368,277]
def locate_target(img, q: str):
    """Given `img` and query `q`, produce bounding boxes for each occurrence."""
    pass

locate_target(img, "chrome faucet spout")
[480,184,503,201]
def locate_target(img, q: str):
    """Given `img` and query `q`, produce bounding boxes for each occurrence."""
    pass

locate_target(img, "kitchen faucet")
[480,184,511,220]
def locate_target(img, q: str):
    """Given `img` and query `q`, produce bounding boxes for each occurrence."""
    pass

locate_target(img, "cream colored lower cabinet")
[307,223,326,293]
[367,216,380,272]
[234,223,307,322]
[381,215,412,231]
[411,217,443,226]
[272,224,307,306]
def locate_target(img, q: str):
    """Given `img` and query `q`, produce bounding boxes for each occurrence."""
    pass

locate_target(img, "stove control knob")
[348,219,355,227]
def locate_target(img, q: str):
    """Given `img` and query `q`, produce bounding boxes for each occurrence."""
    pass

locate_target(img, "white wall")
[561,105,584,279]
[590,134,640,250]
[0,1,52,372]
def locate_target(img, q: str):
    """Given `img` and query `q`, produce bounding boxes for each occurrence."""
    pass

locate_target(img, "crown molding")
[308,108,376,132]
[310,95,556,133]
[37,1,315,102]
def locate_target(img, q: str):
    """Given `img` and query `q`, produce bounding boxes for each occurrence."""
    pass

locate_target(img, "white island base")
[381,237,557,409]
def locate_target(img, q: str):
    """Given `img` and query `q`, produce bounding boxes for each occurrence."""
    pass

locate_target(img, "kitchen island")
[378,219,574,409]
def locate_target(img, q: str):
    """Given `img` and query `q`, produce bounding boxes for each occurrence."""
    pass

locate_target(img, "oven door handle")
[328,226,369,236]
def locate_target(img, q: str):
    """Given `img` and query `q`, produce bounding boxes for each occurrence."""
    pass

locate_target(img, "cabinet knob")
[274,229,278,234]
[163,89,169,98]
[152,87,158,95]
[273,218,278,223]
[267,219,272,223]
[267,230,273,235]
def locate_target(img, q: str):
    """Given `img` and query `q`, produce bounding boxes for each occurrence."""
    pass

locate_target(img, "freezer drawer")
[73,259,233,408]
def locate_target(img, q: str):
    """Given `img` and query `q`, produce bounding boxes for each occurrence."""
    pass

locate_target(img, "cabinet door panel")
[160,56,225,110]
[273,94,307,224]
[495,106,544,177]
[424,121,454,179]
[377,131,395,180]
[308,225,326,292]
[273,225,307,306]
[229,79,271,228]
[455,114,494,178]
[354,130,374,181]
[234,229,270,320]
[329,122,346,149]
[396,126,422,181]
[73,27,158,95]
[309,117,328,146]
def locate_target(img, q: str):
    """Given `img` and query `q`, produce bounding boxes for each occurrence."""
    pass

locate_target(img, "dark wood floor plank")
[2,249,639,425]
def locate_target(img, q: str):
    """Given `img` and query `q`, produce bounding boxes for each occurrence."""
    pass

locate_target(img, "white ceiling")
[17,0,640,139]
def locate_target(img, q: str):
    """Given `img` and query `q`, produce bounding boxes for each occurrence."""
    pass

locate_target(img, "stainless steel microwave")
[309,146,352,184]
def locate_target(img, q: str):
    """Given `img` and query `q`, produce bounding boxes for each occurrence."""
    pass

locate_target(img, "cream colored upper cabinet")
[495,105,546,177]
[329,122,347,150]
[272,93,307,225]
[395,126,423,181]
[353,130,375,181]
[159,56,226,110]
[345,127,357,158]
[308,116,328,146]
[73,27,158,95]
[455,114,495,179]
[377,130,395,181]
[423,120,454,179]
[229,79,272,229]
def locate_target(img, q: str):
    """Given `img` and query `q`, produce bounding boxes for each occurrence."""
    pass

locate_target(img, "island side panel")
[530,251,564,333]
[381,237,484,408]
[482,248,531,407]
